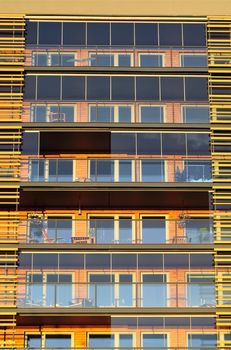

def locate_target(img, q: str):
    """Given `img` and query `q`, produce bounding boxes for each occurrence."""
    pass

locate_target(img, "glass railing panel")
[18,218,214,245]
[186,284,216,307]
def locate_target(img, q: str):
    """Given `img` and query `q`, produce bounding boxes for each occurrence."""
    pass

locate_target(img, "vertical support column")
[208,16,231,348]
[0,14,25,348]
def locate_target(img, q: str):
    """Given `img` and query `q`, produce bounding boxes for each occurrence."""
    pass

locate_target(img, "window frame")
[138,52,165,67]
[141,272,169,307]
[88,104,134,123]
[89,52,133,67]
[31,103,76,122]
[141,332,169,349]
[138,104,165,123]
[25,332,74,348]
[32,51,77,67]
[180,53,208,67]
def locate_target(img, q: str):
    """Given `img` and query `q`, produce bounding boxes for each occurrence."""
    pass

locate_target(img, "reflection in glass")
[140,106,164,122]
[142,274,167,307]
[183,106,209,123]
[187,334,217,349]
[90,160,114,182]
[143,334,167,348]
[141,160,165,181]
[142,218,166,243]
[139,54,163,67]
[185,219,213,243]
[187,276,215,307]
[181,54,207,67]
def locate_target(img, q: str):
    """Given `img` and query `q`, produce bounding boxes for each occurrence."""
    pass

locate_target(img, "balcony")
[22,102,210,125]
[25,45,208,69]
[19,217,213,245]
[20,158,211,184]
[16,282,215,309]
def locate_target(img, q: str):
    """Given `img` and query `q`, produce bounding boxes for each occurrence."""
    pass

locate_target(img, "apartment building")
[0,0,230,349]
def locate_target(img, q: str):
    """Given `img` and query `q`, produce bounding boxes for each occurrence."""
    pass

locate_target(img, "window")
[182,106,209,123]
[89,105,132,123]
[37,76,61,100]
[32,52,76,66]
[111,77,135,100]
[62,76,85,100]
[27,334,71,348]
[63,22,86,45]
[89,273,134,307]
[87,77,110,100]
[185,218,213,243]
[162,133,186,155]
[89,216,133,244]
[31,104,75,122]
[28,216,73,244]
[141,217,166,243]
[38,22,61,45]
[181,54,207,67]
[135,23,158,46]
[89,334,133,348]
[185,77,208,101]
[187,274,215,307]
[111,23,134,46]
[142,334,168,348]
[161,77,184,100]
[140,106,164,122]
[141,160,165,182]
[90,53,132,67]
[87,23,110,45]
[26,273,73,307]
[137,133,161,154]
[29,159,73,182]
[89,159,133,182]
[186,133,210,155]
[159,23,182,46]
[139,53,164,67]
[183,24,206,47]
[26,21,37,45]
[183,160,211,182]
[187,334,217,349]
[142,274,167,306]
[136,77,160,100]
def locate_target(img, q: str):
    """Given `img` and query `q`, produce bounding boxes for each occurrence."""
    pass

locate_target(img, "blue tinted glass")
[63,22,86,45]
[135,23,158,46]
[159,24,182,46]
[119,106,131,122]
[24,76,36,100]
[118,54,131,66]
[26,21,37,45]
[89,335,114,348]
[140,54,163,67]
[143,334,167,347]
[90,218,114,244]
[188,334,216,347]
[111,23,134,46]
[87,23,110,45]
[185,77,208,101]
[142,160,165,182]
[39,22,61,45]
[90,54,114,66]
[32,106,46,122]
[37,76,60,100]
[142,218,166,243]
[183,106,209,123]
[27,335,42,348]
[136,77,160,101]
[112,77,134,100]
[33,53,47,66]
[90,106,114,122]
[90,160,114,181]
[183,24,206,47]
[181,55,207,67]
[45,335,71,348]
[87,77,110,100]
[119,160,132,182]
[140,106,163,122]
[62,76,85,100]
[119,219,132,243]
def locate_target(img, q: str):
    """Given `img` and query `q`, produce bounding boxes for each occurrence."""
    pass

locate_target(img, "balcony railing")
[24,45,208,68]
[16,282,215,308]
[20,158,212,183]
[22,102,210,124]
[18,218,214,245]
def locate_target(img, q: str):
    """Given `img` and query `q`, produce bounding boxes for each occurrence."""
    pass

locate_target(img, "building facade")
[0,1,230,349]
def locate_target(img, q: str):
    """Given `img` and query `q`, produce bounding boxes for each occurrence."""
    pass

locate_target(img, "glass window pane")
[118,106,131,122]
[143,334,167,347]
[90,160,114,181]
[142,160,165,181]
[45,335,71,348]
[181,54,207,67]
[111,23,134,46]
[140,54,163,67]
[186,219,213,243]
[111,133,136,154]
[184,160,211,182]
[60,106,74,122]
[136,77,160,100]
[135,23,158,46]
[112,77,134,100]
[33,53,47,66]
[90,54,114,66]
[24,76,36,100]
[57,160,73,181]
[89,335,114,348]
[183,24,206,47]
[137,133,161,154]
[119,218,132,243]
[90,218,114,244]
[161,77,184,100]
[162,133,186,155]
[119,160,132,182]
[140,106,163,122]
[39,22,61,45]
[188,334,216,348]
[60,54,76,66]
[32,106,46,122]
[187,133,210,155]
[142,218,166,243]
[118,54,131,67]
[87,23,110,45]
[37,76,60,100]
[183,106,209,123]
[63,22,86,45]
[90,106,114,122]
[87,77,110,100]
[159,24,182,46]
[185,77,208,101]
[62,76,85,100]
[27,335,41,348]
[26,21,37,45]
